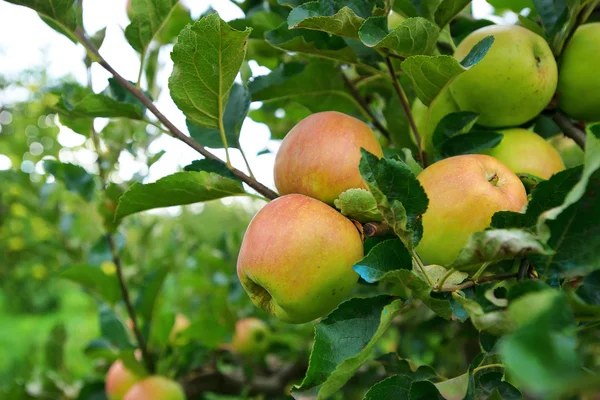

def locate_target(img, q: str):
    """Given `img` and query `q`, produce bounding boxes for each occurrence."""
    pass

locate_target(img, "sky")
[0,0,511,191]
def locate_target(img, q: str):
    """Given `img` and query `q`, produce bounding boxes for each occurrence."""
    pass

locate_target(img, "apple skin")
[415,155,527,266]
[232,318,271,357]
[484,128,565,179]
[123,376,185,400]
[388,11,406,30]
[105,360,140,400]
[450,25,557,127]
[557,23,600,122]
[547,134,584,168]
[274,111,383,205]
[237,194,363,324]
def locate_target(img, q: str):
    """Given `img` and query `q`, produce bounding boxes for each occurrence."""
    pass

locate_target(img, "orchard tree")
[2,0,600,399]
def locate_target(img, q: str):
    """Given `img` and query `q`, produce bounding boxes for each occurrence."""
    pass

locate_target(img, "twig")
[439,272,518,292]
[383,56,425,165]
[74,29,279,200]
[472,363,504,374]
[363,221,391,237]
[436,268,457,291]
[552,112,586,149]
[341,72,390,140]
[517,258,529,281]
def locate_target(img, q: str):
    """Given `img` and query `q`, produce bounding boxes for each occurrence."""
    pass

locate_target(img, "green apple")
[388,11,406,30]
[449,25,557,127]
[105,360,141,400]
[557,23,600,121]
[547,134,584,168]
[484,128,565,179]
[237,194,363,324]
[420,87,462,156]
[409,98,429,147]
[123,376,185,400]
[232,318,271,357]
[416,154,527,266]
[274,111,383,204]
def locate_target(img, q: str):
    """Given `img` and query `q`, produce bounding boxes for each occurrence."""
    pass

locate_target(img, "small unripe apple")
[105,360,141,400]
[169,313,191,345]
[484,128,565,179]
[274,111,383,204]
[123,376,185,400]
[388,11,406,30]
[232,318,271,357]
[557,23,600,122]
[547,134,584,168]
[409,98,428,147]
[237,194,363,324]
[416,155,527,266]
[449,25,557,127]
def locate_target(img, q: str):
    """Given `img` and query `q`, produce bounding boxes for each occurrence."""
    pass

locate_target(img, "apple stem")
[411,250,435,287]
[552,112,587,149]
[436,268,457,291]
[471,262,491,282]
[487,173,499,186]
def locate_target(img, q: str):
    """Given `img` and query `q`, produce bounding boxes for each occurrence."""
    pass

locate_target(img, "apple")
[105,360,141,400]
[274,111,383,204]
[169,313,191,345]
[232,318,271,357]
[449,25,557,127]
[388,11,406,30]
[483,128,565,179]
[557,23,600,122]
[237,194,363,324]
[410,98,429,147]
[547,134,584,168]
[123,376,185,400]
[415,154,527,266]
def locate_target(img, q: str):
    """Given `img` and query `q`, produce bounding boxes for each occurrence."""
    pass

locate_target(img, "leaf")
[156,2,194,44]
[186,83,250,149]
[99,304,134,350]
[410,381,445,400]
[44,161,96,202]
[249,61,362,115]
[500,290,583,397]
[265,23,359,64]
[334,188,382,222]
[115,171,246,219]
[85,28,107,67]
[376,354,440,381]
[518,15,546,38]
[45,323,67,371]
[401,36,494,105]
[229,11,285,39]
[450,229,553,271]
[135,266,170,326]
[565,270,600,319]
[363,375,413,399]
[248,101,312,140]
[435,0,471,28]
[293,296,404,399]
[125,0,178,54]
[465,371,522,400]
[435,373,469,400]
[353,238,412,282]
[451,292,515,335]
[437,131,504,160]
[388,269,453,319]
[169,14,251,129]
[532,0,568,36]
[59,264,121,305]
[103,78,147,115]
[359,150,428,249]
[5,0,81,41]
[84,338,118,360]
[184,159,240,181]
[359,17,439,56]
[288,3,369,38]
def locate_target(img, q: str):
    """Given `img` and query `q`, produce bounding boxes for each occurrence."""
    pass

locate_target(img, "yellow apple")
[416,155,527,266]
[237,194,363,324]
[547,134,584,168]
[123,376,185,400]
[274,111,383,204]
[232,318,271,357]
[105,360,141,400]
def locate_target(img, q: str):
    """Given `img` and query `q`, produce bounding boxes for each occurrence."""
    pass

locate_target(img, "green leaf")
[248,101,312,140]
[184,159,240,181]
[120,350,147,377]
[353,239,412,282]
[169,14,251,129]
[115,171,246,219]
[99,304,134,350]
[565,271,600,319]
[500,290,583,397]
[186,83,250,149]
[125,0,178,54]
[532,0,568,36]
[156,2,194,44]
[363,375,413,399]
[451,292,515,335]
[85,28,107,67]
[376,354,440,381]
[434,373,469,400]
[265,23,359,64]
[249,61,362,116]
[45,323,67,371]
[135,266,170,327]
[401,36,494,105]
[359,150,428,249]
[229,11,285,39]
[387,269,453,319]
[518,15,546,38]
[294,296,404,398]
[410,381,445,400]
[465,371,521,400]
[334,188,382,222]
[359,17,439,56]
[288,3,370,38]
[450,229,553,271]
[5,0,81,41]
[44,161,96,202]
[437,131,504,160]
[103,78,147,115]
[434,0,471,28]
[59,264,121,305]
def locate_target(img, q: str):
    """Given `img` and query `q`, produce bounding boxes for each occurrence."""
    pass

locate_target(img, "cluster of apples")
[237,22,599,325]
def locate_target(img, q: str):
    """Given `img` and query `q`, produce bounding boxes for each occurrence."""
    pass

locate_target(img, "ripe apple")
[237,194,363,324]
[449,25,557,127]
[105,360,140,400]
[123,376,185,400]
[557,23,600,122]
[169,313,191,345]
[232,318,271,357]
[547,134,584,168]
[415,155,527,266]
[274,111,383,204]
[484,128,565,179]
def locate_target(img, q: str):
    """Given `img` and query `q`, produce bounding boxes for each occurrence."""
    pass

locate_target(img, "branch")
[552,112,586,149]
[383,56,426,165]
[363,221,391,237]
[74,29,279,200]
[181,359,306,397]
[438,272,518,292]
[341,72,390,140]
